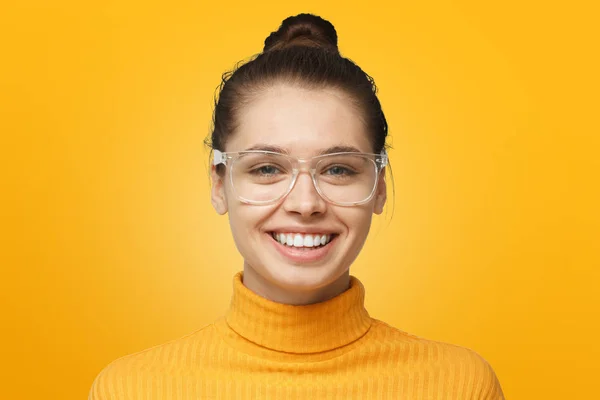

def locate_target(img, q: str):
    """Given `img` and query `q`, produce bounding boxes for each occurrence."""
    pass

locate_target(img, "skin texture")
[211,83,386,305]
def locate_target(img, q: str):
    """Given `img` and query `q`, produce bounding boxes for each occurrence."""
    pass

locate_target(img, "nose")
[282,171,327,217]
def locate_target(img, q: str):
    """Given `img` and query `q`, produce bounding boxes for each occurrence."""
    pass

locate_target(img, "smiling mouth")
[269,232,337,249]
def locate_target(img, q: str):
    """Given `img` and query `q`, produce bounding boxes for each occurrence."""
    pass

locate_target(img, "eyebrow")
[318,145,362,155]
[244,144,290,154]
[242,144,363,155]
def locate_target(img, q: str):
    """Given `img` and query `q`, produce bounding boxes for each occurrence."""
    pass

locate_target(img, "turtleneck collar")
[224,271,372,354]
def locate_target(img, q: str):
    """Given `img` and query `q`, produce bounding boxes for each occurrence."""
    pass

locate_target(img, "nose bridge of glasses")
[291,157,318,175]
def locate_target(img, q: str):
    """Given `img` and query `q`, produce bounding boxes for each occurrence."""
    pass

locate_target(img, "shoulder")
[88,322,217,399]
[369,318,505,399]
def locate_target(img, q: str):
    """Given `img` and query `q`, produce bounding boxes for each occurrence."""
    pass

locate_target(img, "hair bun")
[263,13,339,54]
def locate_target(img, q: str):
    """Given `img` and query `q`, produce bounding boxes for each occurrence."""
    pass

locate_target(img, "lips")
[266,231,338,263]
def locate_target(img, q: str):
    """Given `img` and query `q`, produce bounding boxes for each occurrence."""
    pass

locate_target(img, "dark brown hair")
[205,13,390,157]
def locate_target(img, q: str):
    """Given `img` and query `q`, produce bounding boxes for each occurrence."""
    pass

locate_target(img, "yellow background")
[1,1,598,398]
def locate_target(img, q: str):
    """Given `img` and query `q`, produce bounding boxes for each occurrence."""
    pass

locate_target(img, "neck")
[242,261,351,305]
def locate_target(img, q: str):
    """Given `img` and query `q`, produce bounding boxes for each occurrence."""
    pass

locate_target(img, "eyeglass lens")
[230,152,378,204]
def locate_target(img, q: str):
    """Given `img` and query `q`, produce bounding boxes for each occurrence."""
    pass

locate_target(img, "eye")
[325,165,355,176]
[251,164,281,175]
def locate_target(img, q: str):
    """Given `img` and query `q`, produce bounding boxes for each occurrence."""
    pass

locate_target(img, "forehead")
[226,83,372,155]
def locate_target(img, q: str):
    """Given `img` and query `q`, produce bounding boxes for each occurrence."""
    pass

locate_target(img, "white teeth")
[314,235,321,246]
[293,234,303,247]
[272,232,333,247]
[303,235,314,247]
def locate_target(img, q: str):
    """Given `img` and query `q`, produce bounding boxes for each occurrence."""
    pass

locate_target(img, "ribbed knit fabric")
[89,271,504,399]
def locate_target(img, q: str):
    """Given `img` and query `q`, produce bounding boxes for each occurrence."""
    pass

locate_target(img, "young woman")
[90,13,505,399]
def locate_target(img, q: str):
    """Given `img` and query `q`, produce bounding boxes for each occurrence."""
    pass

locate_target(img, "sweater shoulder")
[88,322,218,399]
[369,318,505,399]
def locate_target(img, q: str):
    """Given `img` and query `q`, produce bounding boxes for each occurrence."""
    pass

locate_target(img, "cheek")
[227,203,275,244]
[337,206,374,238]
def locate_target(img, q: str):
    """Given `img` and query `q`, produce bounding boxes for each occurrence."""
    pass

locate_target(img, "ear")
[211,165,228,215]
[373,168,387,215]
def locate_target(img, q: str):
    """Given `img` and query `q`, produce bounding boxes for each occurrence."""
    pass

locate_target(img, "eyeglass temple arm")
[379,150,388,167]
[213,149,226,166]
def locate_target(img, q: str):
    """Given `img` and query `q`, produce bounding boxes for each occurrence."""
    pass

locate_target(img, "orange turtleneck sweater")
[89,271,504,399]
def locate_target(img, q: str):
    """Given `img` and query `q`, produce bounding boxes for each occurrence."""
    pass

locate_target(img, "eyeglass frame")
[212,149,388,207]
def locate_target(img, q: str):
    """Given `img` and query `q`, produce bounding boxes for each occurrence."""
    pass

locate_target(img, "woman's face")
[211,83,386,302]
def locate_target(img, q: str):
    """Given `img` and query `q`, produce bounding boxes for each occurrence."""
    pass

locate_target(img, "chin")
[275,261,332,281]
[256,240,347,290]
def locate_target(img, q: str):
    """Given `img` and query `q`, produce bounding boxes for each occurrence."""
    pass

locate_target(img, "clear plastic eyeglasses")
[213,149,387,206]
